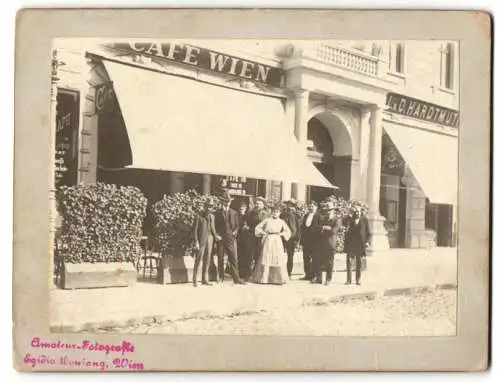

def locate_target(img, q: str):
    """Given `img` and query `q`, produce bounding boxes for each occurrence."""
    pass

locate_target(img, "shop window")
[440,42,456,90]
[387,200,398,222]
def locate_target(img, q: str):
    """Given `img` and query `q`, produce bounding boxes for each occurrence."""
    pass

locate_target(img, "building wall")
[389,40,459,110]
[54,41,459,249]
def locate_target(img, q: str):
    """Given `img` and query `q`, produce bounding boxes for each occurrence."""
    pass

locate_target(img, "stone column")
[202,174,211,195]
[291,89,309,202]
[355,108,372,203]
[366,106,389,253]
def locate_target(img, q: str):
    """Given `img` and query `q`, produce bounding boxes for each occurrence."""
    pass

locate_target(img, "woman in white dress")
[250,205,291,285]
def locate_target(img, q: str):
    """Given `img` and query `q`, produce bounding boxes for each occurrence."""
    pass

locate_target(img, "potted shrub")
[56,183,147,289]
[152,190,222,284]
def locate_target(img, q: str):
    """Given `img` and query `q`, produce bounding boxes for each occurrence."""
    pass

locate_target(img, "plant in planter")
[152,190,222,284]
[56,182,148,289]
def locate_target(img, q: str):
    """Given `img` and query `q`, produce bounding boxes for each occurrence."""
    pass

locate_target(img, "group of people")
[192,191,371,287]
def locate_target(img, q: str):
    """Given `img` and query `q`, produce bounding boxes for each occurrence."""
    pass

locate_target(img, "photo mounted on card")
[13,9,491,372]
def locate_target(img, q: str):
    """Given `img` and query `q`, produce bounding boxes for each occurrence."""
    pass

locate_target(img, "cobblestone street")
[96,289,456,337]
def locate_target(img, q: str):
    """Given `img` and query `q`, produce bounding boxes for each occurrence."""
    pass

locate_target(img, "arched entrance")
[306,111,354,203]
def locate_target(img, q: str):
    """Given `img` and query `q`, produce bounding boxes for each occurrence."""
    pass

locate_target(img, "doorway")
[306,115,352,202]
[437,204,453,247]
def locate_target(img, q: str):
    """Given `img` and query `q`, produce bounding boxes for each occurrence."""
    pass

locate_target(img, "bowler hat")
[284,199,297,207]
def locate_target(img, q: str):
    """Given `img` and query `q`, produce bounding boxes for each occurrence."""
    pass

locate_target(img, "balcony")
[313,44,379,76]
[279,42,383,79]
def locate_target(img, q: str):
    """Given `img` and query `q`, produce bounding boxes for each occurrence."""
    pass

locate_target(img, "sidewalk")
[50,248,457,332]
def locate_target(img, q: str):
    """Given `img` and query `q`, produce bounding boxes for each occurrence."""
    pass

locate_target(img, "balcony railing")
[308,44,380,76]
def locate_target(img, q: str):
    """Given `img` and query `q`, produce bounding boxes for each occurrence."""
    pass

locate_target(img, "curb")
[50,282,457,333]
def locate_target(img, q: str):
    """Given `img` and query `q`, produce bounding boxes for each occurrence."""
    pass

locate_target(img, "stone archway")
[306,108,357,202]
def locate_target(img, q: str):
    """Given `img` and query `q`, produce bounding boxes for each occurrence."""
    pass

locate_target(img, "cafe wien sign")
[107,42,284,88]
[386,92,459,128]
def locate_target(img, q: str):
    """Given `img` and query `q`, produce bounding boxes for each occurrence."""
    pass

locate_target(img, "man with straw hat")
[214,191,246,284]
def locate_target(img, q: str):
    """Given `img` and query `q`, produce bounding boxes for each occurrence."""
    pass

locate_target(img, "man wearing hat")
[214,191,246,284]
[314,201,342,285]
[280,199,301,278]
[300,200,321,281]
[344,205,371,285]
[192,199,220,287]
[247,196,269,270]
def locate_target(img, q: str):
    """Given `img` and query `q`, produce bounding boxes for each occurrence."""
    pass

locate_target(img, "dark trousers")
[302,244,315,279]
[346,252,362,283]
[250,237,262,271]
[285,240,297,276]
[314,249,335,282]
[217,238,241,282]
[325,251,335,281]
[237,235,252,279]
[193,235,214,283]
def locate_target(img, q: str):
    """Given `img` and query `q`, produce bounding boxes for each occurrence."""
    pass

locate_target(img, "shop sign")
[382,133,405,175]
[382,148,405,173]
[386,92,459,128]
[95,82,115,113]
[56,111,72,134]
[221,176,247,195]
[105,42,284,88]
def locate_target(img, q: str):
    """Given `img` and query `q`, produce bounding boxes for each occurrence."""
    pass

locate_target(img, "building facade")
[53,39,459,251]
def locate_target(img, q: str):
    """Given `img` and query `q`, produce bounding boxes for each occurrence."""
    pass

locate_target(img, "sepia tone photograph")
[49,38,459,337]
[13,9,490,372]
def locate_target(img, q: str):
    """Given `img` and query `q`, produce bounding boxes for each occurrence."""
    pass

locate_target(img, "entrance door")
[437,204,453,246]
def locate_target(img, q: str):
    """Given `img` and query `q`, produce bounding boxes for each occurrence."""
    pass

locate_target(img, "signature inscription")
[25,337,144,370]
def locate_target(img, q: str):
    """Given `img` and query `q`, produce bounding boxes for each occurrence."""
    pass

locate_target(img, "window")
[390,42,406,75]
[395,43,405,74]
[440,42,455,90]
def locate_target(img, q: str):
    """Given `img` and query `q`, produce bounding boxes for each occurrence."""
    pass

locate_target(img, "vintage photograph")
[48,38,459,337]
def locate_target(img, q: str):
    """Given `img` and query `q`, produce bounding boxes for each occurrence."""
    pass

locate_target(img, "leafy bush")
[152,190,222,257]
[56,183,148,264]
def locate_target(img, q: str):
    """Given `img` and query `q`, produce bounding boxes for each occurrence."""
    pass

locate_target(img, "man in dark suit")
[280,199,301,278]
[246,196,269,270]
[236,202,252,279]
[214,191,246,284]
[300,201,321,281]
[344,206,371,285]
[316,201,343,286]
[192,200,220,287]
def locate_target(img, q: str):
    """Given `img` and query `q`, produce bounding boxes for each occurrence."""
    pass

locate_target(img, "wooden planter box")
[60,262,137,290]
[158,255,221,284]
